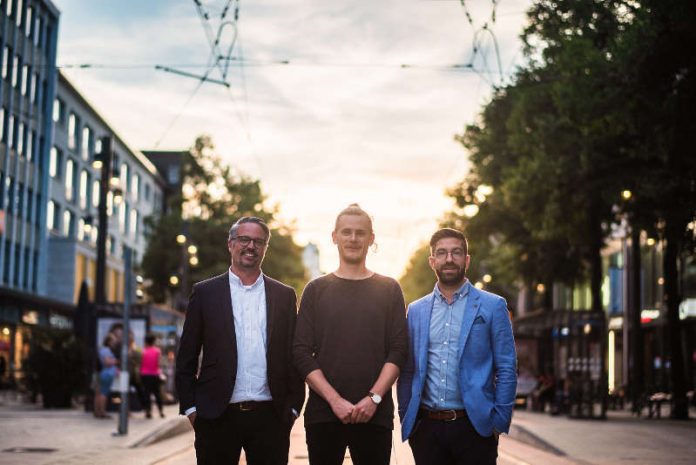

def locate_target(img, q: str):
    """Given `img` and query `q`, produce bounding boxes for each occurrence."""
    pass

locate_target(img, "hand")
[329,397,354,424]
[188,411,197,427]
[350,396,378,424]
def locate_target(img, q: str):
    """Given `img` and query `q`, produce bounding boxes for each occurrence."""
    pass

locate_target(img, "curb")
[508,423,566,457]
[129,417,193,448]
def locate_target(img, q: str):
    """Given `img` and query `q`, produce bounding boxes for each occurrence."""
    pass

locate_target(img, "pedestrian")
[140,333,165,419]
[397,228,517,465]
[176,216,305,465]
[293,204,408,465]
[128,332,145,414]
[94,333,119,419]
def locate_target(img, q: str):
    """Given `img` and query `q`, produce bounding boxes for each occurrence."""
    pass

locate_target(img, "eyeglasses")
[231,235,267,248]
[433,248,465,260]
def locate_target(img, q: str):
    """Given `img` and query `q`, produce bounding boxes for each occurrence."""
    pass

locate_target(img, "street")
[2,390,694,465]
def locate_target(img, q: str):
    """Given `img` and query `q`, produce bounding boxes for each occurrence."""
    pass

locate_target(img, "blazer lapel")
[417,293,436,379]
[263,276,276,345]
[458,284,481,362]
[219,272,236,350]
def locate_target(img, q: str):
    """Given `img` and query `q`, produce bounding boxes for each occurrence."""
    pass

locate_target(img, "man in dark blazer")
[176,216,305,465]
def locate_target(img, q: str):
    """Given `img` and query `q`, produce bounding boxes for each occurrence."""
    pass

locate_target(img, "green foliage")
[142,136,307,300]
[399,243,436,305]
[23,327,86,408]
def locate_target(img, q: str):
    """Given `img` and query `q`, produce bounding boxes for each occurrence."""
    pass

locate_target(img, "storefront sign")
[21,310,39,325]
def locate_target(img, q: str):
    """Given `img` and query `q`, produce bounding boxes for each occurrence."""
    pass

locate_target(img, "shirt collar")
[433,279,470,303]
[228,268,265,290]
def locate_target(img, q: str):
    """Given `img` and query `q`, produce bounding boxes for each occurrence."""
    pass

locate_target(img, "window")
[132,173,139,202]
[30,72,37,103]
[92,180,100,208]
[68,113,78,150]
[1,46,9,80]
[77,217,86,241]
[21,64,29,96]
[11,55,19,88]
[0,108,4,142]
[15,0,22,27]
[49,147,61,178]
[94,137,102,155]
[52,99,64,123]
[62,210,72,237]
[118,202,126,234]
[130,208,138,238]
[167,165,180,184]
[17,122,24,156]
[34,15,41,47]
[27,188,33,224]
[65,158,74,201]
[26,131,34,162]
[47,201,56,232]
[144,183,151,202]
[81,126,91,160]
[26,7,32,38]
[120,163,129,194]
[79,170,88,210]
[6,0,13,17]
[5,177,14,214]
[8,114,14,148]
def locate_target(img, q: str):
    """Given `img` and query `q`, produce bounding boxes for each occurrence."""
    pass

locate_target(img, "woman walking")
[94,333,118,419]
[140,333,165,418]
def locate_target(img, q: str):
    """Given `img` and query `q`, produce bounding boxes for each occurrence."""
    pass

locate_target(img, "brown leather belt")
[420,407,467,421]
[228,401,273,412]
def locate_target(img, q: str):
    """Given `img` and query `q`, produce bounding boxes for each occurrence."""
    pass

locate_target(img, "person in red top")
[140,333,165,418]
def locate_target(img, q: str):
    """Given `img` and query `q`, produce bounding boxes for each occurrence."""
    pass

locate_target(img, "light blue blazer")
[397,284,517,440]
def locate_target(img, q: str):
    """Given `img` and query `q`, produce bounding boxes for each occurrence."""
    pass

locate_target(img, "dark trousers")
[305,422,392,465]
[408,412,497,465]
[194,403,291,465]
[141,375,163,414]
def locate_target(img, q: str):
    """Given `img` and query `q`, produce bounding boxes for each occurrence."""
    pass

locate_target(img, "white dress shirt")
[228,269,272,403]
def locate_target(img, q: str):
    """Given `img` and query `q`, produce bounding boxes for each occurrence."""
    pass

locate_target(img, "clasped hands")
[329,396,377,424]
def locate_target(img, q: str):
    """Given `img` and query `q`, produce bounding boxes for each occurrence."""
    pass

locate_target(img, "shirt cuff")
[184,406,197,417]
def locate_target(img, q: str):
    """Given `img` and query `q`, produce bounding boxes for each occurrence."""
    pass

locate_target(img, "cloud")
[52,0,531,277]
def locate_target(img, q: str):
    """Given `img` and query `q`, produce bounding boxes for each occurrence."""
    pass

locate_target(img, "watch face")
[370,392,382,404]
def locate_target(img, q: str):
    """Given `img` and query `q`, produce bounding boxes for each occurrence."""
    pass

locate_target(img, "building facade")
[49,71,165,305]
[0,0,60,387]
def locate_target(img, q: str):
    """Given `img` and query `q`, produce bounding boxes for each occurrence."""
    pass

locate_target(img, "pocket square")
[473,315,486,324]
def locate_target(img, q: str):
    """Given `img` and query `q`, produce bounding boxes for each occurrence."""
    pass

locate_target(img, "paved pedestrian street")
[1,396,694,465]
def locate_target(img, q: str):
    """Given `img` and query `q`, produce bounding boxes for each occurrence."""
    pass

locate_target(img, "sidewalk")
[509,407,696,465]
[3,389,693,465]
[0,391,193,465]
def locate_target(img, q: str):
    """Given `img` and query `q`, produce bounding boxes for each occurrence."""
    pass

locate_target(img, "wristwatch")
[368,391,382,405]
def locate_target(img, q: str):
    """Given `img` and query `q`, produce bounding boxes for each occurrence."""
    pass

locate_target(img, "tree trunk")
[663,219,689,419]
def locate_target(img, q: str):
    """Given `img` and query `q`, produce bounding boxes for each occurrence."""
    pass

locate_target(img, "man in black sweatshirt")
[293,204,408,465]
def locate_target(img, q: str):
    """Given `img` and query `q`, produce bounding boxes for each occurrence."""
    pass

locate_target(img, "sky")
[53,0,532,279]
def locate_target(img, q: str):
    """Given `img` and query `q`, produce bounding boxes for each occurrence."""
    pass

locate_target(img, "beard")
[435,265,466,286]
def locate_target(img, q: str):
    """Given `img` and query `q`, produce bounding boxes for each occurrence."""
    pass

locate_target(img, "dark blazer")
[175,272,305,422]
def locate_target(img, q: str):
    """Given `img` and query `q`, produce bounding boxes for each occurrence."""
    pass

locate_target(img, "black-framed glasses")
[231,235,268,248]
[433,248,465,260]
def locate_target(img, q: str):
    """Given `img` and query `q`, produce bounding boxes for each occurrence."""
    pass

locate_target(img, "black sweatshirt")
[293,273,408,429]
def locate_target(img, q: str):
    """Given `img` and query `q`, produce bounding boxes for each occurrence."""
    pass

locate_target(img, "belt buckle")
[443,409,457,422]
[239,402,253,412]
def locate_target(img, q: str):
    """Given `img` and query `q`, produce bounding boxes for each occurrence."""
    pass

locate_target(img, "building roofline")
[57,70,166,186]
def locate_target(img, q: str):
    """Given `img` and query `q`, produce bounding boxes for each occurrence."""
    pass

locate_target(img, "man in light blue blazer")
[397,228,516,465]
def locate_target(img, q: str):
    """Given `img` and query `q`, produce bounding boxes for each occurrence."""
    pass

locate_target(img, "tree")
[142,136,307,302]
[399,243,436,306]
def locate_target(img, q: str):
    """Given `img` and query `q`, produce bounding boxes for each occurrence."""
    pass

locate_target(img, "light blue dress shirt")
[422,280,469,410]
[229,269,273,403]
